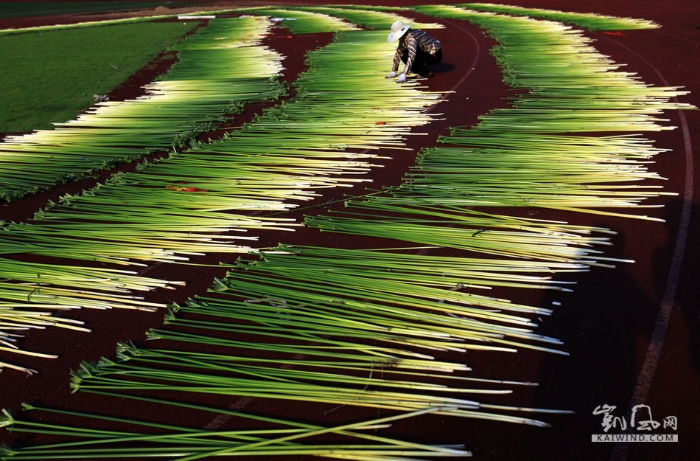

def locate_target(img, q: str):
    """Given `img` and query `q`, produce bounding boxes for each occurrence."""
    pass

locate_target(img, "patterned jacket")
[392,29,441,75]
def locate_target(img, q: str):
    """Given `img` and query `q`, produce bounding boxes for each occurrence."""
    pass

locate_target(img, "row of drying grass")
[0,20,198,132]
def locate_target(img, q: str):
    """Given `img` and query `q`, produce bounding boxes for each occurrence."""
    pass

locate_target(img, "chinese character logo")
[593,404,627,432]
[664,416,677,431]
[593,404,677,433]
[631,405,660,431]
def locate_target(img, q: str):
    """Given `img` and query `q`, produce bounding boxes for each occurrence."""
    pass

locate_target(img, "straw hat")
[388,21,411,42]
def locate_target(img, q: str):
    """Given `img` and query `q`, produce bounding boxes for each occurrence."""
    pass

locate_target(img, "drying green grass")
[234,7,360,33]
[460,3,659,30]
[0,21,199,132]
[0,404,470,460]
[291,5,444,30]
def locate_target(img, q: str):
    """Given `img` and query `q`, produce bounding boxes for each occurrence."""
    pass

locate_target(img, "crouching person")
[387,21,442,82]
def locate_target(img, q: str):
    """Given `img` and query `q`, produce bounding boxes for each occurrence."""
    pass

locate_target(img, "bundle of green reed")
[1,403,471,460]
[461,3,659,30]
[292,5,443,31]
[234,6,360,34]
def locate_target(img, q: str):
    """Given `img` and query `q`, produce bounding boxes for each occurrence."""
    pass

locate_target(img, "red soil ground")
[1,1,699,460]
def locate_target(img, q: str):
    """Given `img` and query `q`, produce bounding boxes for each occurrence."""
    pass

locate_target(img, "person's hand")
[386,71,396,78]
[397,73,407,83]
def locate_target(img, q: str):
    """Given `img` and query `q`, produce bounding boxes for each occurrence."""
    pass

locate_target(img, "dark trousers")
[401,48,442,76]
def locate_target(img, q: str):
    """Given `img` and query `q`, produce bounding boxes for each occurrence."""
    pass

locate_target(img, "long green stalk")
[70,357,557,426]
[0,405,471,460]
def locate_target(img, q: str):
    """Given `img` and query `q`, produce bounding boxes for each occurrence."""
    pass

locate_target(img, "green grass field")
[0,20,200,132]
[0,2,198,19]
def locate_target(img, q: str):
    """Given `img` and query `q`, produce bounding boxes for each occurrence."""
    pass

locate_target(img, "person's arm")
[391,47,402,72]
[401,34,418,76]
[387,45,403,78]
